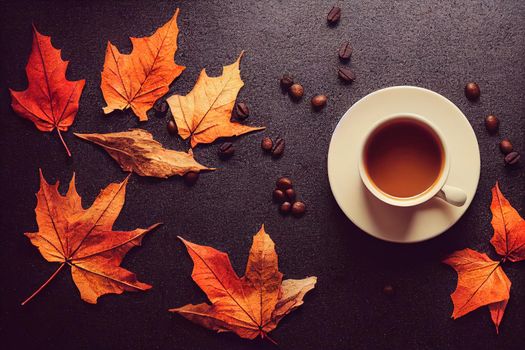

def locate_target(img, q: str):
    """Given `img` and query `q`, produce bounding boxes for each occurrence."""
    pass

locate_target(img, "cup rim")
[358,112,450,207]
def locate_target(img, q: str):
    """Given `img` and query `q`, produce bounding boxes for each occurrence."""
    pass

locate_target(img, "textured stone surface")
[0,1,524,349]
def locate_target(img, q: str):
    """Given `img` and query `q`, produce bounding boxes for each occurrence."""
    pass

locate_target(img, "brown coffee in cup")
[363,118,445,198]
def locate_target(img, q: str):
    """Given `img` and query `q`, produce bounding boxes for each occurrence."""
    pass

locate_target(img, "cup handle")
[436,185,467,207]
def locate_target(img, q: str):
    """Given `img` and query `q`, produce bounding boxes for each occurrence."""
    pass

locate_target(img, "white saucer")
[327,86,480,243]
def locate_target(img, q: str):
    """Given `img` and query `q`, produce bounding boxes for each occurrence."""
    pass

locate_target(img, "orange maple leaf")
[170,226,316,343]
[490,182,525,262]
[22,170,160,305]
[443,248,510,333]
[443,182,525,333]
[167,52,265,148]
[101,9,185,121]
[9,25,85,157]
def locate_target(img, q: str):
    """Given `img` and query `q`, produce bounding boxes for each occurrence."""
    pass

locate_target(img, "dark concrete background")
[1,1,524,349]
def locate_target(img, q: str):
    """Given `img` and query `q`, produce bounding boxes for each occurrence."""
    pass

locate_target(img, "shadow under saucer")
[362,183,455,242]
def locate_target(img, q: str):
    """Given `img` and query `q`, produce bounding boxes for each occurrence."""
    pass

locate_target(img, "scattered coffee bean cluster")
[465,82,521,166]
[154,94,199,186]
[280,74,327,110]
[153,101,180,135]
[327,6,356,84]
[155,99,259,186]
[261,136,285,158]
[337,41,355,84]
[273,177,306,217]
[216,101,259,161]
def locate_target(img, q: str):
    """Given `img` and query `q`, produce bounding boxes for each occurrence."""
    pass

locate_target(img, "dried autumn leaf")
[9,25,85,157]
[167,53,264,148]
[170,226,316,342]
[101,9,185,121]
[75,129,213,178]
[443,248,510,333]
[490,182,525,262]
[22,170,160,305]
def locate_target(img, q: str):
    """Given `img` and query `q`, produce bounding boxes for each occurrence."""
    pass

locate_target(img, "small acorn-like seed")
[285,188,296,202]
[383,285,395,296]
[499,139,513,154]
[183,172,199,186]
[291,201,306,217]
[280,74,294,91]
[289,83,304,99]
[261,137,273,152]
[279,201,292,215]
[311,94,328,109]
[276,177,293,190]
[167,120,177,135]
[465,82,480,101]
[485,115,499,133]
[273,189,286,203]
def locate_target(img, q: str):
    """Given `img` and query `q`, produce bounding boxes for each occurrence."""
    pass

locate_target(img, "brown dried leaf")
[75,129,213,178]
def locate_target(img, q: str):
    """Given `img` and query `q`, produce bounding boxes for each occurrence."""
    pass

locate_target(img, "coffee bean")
[289,83,304,99]
[311,94,328,109]
[276,177,293,190]
[465,82,480,101]
[383,285,395,296]
[327,6,341,25]
[338,67,355,83]
[338,41,352,61]
[154,101,168,117]
[183,171,199,186]
[280,74,294,91]
[504,151,520,165]
[499,139,513,154]
[485,115,499,133]
[291,201,306,217]
[272,138,285,158]
[167,120,177,135]
[280,201,292,215]
[232,102,249,120]
[273,189,286,203]
[261,137,273,152]
[285,188,296,202]
[218,142,235,159]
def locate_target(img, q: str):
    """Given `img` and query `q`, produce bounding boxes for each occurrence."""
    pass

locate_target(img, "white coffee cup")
[358,113,467,207]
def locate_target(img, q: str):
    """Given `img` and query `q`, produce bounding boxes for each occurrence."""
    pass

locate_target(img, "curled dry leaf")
[167,52,265,148]
[75,129,213,178]
[9,25,85,157]
[443,248,510,333]
[170,226,316,342]
[490,182,525,262]
[101,9,185,121]
[22,170,160,305]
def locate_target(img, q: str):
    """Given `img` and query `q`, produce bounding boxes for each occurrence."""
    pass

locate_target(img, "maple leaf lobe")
[490,182,525,262]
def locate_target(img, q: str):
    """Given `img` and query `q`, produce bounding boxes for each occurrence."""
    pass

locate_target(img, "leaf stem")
[262,332,278,346]
[57,129,72,157]
[21,262,65,306]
